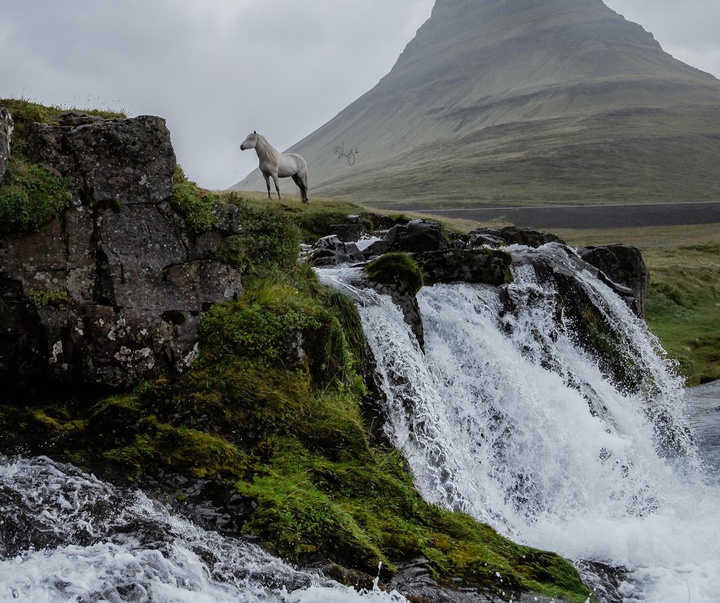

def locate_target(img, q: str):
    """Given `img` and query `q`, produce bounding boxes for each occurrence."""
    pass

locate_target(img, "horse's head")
[240,131,258,151]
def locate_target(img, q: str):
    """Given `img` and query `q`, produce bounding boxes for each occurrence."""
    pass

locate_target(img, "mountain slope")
[234,0,720,208]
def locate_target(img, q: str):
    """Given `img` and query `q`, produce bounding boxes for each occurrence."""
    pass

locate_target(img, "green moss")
[198,282,348,380]
[0,156,71,233]
[365,252,424,295]
[214,198,301,282]
[103,416,248,478]
[169,165,219,234]
[26,289,68,307]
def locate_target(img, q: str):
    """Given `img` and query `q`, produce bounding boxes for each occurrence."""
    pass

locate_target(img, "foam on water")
[0,456,407,603]
[319,246,720,602]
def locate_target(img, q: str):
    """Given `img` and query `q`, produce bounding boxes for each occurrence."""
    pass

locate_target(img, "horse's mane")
[256,133,281,163]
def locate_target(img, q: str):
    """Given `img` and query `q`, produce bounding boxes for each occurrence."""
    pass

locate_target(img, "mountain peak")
[235,0,720,206]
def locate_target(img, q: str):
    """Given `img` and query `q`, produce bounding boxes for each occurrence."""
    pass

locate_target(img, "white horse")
[240,131,309,203]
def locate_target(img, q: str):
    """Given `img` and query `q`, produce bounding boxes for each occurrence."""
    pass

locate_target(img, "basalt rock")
[415,248,511,286]
[0,108,12,185]
[385,219,448,253]
[305,234,366,266]
[0,112,243,392]
[24,112,175,206]
[580,244,649,318]
[466,226,564,249]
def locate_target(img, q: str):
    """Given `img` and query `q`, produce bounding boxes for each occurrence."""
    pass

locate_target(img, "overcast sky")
[2,0,719,190]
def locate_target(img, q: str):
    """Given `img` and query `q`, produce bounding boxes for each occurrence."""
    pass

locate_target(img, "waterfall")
[0,455,407,603]
[320,244,720,603]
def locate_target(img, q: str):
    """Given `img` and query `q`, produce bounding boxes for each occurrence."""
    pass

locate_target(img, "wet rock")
[580,244,649,317]
[363,238,390,258]
[415,249,511,286]
[576,560,629,603]
[385,219,448,252]
[0,107,12,185]
[305,234,365,266]
[387,557,564,603]
[364,253,425,350]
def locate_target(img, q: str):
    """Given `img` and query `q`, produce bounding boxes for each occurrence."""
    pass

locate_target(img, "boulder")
[0,107,12,185]
[24,112,176,206]
[305,234,365,266]
[0,113,243,392]
[415,249,511,286]
[580,244,649,317]
[385,219,448,252]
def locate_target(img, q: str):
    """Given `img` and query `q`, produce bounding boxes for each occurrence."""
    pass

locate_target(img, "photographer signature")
[333,141,359,166]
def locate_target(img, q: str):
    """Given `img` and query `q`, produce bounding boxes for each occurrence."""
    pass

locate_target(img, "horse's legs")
[263,174,272,200]
[272,174,282,201]
[292,174,309,204]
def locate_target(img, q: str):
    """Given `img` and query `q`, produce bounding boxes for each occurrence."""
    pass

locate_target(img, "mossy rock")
[365,252,424,295]
[0,155,71,233]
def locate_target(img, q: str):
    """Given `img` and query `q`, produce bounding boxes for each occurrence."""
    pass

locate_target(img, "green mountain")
[234,0,720,208]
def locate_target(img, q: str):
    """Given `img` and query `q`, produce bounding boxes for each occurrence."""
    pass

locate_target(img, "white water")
[0,456,407,603]
[320,244,720,603]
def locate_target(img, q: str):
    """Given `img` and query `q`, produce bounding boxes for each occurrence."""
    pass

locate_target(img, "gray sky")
[2,1,718,190]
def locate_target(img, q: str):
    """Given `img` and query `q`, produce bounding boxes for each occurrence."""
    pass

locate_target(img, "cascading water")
[0,455,407,603]
[320,243,720,603]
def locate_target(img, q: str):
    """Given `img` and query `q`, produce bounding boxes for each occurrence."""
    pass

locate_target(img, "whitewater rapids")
[320,244,720,603]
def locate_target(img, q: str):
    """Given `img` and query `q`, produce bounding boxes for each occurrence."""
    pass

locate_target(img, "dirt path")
[398,201,720,230]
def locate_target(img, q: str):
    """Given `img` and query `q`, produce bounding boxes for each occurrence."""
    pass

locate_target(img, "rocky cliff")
[0,109,243,391]
[235,0,720,207]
